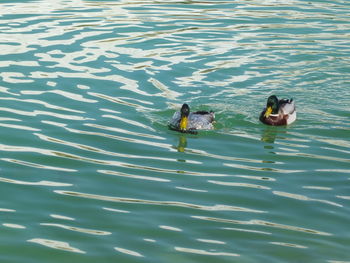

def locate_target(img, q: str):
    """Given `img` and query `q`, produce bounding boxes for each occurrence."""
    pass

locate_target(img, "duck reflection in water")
[172,134,188,164]
[261,126,289,155]
[261,126,279,144]
[176,134,187,153]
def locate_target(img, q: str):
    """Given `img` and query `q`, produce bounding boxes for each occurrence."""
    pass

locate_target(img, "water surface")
[0,0,349,262]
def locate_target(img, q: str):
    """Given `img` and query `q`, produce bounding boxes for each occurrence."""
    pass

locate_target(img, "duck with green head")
[260,95,296,126]
[169,103,215,133]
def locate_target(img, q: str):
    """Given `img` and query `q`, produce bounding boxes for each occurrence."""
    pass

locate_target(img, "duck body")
[169,104,215,133]
[260,95,296,126]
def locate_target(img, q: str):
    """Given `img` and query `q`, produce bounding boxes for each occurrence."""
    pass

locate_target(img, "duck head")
[264,95,279,117]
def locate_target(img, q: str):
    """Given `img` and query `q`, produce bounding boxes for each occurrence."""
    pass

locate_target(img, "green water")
[0,0,349,262]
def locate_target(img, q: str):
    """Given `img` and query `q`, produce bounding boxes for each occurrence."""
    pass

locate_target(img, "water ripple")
[273,191,343,208]
[40,223,111,236]
[224,162,305,173]
[3,223,26,229]
[1,158,76,172]
[0,96,85,113]
[98,169,170,182]
[0,122,40,131]
[269,241,308,249]
[192,216,332,236]
[222,227,271,236]
[0,176,72,187]
[0,106,87,120]
[0,208,16,213]
[50,214,75,221]
[174,246,239,257]
[20,89,97,104]
[208,180,271,190]
[196,238,226,245]
[159,225,182,232]
[63,126,174,151]
[34,132,171,159]
[28,238,85,254]
[115,247,144,258]
[54,190,265,213]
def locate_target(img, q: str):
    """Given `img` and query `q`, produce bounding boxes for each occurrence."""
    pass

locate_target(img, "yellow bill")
[179,116,188,131]
[264,106,272,117]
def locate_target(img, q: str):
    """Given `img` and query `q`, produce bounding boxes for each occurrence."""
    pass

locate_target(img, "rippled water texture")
[0,0,349,262]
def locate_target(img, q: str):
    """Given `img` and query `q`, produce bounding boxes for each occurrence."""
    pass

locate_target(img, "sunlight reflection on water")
[0,0,349,262]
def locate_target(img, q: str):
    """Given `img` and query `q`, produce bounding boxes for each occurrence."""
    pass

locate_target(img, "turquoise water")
[0,0,349,262]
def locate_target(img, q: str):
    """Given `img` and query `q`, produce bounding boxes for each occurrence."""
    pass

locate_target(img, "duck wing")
[192,111,215,122]
[168,111,181,128]
[188,111,215,130]
[279,98,295,115]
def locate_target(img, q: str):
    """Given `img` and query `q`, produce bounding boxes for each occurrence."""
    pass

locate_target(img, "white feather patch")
[287,111,297,125]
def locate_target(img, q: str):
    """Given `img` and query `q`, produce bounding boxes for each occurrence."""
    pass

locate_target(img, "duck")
[169,103,215,133]
[259,95,296,126]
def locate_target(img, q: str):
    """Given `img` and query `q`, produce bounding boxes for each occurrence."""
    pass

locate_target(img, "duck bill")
[264,106,273,118]
[179,116,188,131]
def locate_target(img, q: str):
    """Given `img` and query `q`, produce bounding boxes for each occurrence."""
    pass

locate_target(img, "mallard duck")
[169,103,215,133]
[259,95,296,126]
